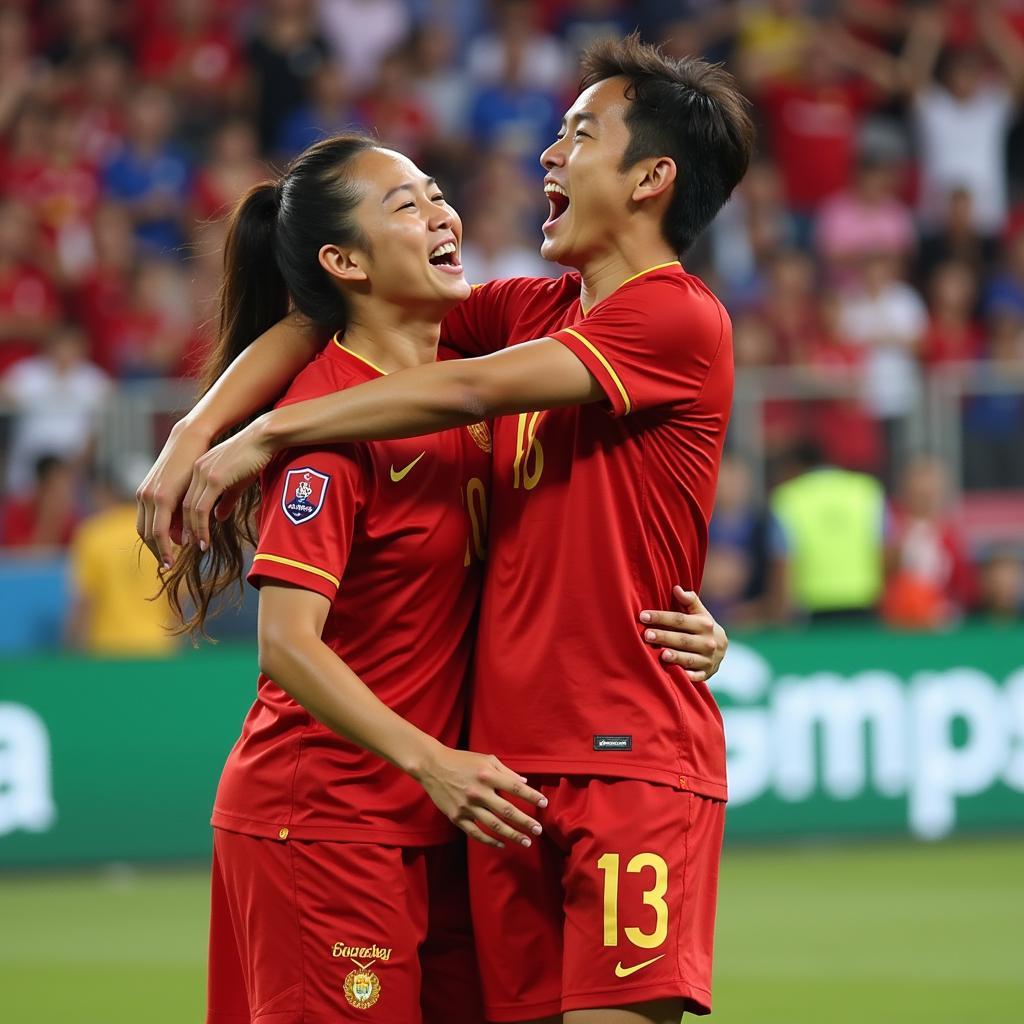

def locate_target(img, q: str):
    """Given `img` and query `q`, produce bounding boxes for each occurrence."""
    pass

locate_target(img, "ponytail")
[163,184,289,639]
[163,134,378,640]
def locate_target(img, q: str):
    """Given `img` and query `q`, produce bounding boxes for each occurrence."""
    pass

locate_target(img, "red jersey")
[212,338,491,845]
[442,263,732,800]
[758,78,872,211]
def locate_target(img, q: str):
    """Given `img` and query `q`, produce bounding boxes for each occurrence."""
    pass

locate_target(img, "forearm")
[184,312,324,440]
[260,631,441,779]
[256,339,601,451]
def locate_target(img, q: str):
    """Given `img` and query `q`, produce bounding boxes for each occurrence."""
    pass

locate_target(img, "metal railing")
[1,363,1022,500]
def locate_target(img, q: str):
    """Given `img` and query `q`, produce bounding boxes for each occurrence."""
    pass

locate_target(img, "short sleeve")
[440,276,553,357]
[549,277,728,417]
[248,446,368,602]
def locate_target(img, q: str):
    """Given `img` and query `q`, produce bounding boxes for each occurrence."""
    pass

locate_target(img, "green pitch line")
[0,840,1021,1024]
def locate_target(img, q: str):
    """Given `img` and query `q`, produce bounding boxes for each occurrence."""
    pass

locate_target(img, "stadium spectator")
[466,0,569,93]
[771,441,886,622]
[244,0,333,154]
[815,151,916,287]
[921,259,982,366]
[1,322,109,492]
[460,201,552,283]
[101,85,191,256]
[318,0,412,92]
[747,21,908,238]
[985,227,1024,320]
[97,259,195,379]
[555,0,635,61]
[191,120,267,222]
[710,159,797,309]
[803,290,883,475]
[0,8,39,139]
[66,455,176,656]
[975,545,1024,622]
[839,250,928,485]
[703,452,788,626]
[908,6,1024,238]
[916,186,999,289]
[42,0,127,73]
[355,49,434,163]
[71,202,135,370]
[962,307,1024,489]
[275,61,359,158]
[407,23,471,142]
[0,454,79,549]
[0,199,61,374]
[136,0,246,128]
[60,44,130,167]
[882,453,975,629]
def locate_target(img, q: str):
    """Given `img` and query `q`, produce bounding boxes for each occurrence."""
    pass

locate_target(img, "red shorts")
[468,777,725,1021]
[208,829,483,1024]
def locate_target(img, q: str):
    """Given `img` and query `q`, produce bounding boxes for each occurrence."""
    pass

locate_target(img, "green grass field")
[1,839,1021,1024]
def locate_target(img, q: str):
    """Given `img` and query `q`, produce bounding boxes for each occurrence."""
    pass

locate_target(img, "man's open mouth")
[428,240,463,273]
[544,181,570,227]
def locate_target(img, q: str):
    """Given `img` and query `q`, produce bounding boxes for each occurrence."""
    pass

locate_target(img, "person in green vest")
[771,441,886,622]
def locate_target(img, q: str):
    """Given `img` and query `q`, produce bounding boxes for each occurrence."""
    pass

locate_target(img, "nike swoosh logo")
[614,954,665,978]
[389,452,426,482]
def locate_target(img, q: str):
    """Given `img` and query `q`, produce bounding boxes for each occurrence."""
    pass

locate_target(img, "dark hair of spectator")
[163,132,377,639]
[579,35,755,255]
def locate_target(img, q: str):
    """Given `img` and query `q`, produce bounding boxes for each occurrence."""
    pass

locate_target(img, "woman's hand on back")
[412,743,547,850]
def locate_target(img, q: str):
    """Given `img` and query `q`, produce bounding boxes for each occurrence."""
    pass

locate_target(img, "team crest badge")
[465,420,492,453]
[281,467,330,525]
[343,968,381,1009]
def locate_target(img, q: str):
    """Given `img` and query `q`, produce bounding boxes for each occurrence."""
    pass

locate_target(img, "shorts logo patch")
[343,968,381,1009]
[333,941,391,1010]
[594,734,632,751]
[282,468,329,525]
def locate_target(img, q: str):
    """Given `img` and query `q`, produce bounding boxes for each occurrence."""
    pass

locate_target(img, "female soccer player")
[180,134,550,1024]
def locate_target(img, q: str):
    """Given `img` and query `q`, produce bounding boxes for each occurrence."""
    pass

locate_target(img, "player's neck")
[340,308,442,374]
[577,238,679,314]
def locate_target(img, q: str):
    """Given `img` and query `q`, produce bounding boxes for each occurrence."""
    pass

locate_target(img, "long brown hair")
[163,134,377,638]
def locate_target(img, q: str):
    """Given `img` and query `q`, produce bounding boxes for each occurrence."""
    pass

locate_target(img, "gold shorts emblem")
[343,968,381,1009]
[466,421,492,453]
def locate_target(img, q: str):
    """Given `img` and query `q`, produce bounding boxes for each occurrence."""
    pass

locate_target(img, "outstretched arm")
[182,337,603,546]
[137,312,323,567]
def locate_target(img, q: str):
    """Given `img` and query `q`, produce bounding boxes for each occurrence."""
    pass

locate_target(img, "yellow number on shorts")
[512,412,544,490]
[596,852,669,949]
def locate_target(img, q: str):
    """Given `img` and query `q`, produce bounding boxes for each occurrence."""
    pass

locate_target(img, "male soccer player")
[145,37,753,1024]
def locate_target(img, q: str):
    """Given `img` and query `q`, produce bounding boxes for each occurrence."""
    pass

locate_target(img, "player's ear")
[319,244,369,283]
[631,157,677,205]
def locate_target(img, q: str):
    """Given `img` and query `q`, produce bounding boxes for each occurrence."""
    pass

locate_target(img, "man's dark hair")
[579,35,755,255]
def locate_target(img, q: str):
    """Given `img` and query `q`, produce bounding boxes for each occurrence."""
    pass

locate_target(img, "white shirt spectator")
[3,354,109,490]
[840,282,928,419]
[914,84,1014,234]
[318,0,411,91]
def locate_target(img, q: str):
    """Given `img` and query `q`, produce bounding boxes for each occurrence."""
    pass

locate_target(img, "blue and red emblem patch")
[281,467,330,525]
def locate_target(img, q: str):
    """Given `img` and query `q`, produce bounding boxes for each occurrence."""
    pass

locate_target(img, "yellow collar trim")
[332,333,388,376]
[582,260,682,315]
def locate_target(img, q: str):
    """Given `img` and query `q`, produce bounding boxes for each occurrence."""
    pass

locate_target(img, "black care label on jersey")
[594,735,632,751]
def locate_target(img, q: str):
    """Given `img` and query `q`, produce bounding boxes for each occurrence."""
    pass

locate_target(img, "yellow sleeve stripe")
[561,328,632,416]
[252,553,340,589]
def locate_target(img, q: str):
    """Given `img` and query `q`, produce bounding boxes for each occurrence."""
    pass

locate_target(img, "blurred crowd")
[0,0,1023,648]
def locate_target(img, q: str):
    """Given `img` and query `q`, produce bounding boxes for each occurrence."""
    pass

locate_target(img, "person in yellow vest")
[770,441,886,622]
[67,457,177,656]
